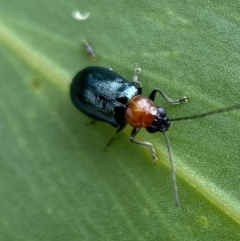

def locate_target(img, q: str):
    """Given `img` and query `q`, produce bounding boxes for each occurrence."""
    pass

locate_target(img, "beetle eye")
[157,107,167,117]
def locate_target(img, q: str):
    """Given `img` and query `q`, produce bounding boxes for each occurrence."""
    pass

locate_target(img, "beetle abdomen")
[70,66,140,126]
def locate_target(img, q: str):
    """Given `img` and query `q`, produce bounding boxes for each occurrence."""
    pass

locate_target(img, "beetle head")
[146,107,171,133]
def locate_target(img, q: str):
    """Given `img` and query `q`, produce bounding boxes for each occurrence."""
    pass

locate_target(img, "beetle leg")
[133,64,141,82]
[132,64,142,88]
[86,120,96,126]
[130,128,158,164]
[105,123,127,149]
[149,88,189,105]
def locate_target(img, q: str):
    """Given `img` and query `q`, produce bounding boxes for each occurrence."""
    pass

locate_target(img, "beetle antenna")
[170,103,240,122]
[162,130,180,209]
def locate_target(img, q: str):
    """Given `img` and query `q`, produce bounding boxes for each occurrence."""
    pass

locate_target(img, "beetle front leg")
[149,88,189,104]
[130,128,157,164]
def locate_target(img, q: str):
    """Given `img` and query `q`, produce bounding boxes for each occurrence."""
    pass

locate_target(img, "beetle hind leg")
[104,123,127,150]
[86,120,96,126]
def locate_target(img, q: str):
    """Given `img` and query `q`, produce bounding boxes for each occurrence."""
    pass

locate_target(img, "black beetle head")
[146,107,171,133]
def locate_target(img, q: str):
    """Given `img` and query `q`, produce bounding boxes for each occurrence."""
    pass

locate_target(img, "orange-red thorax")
[125,95,157,128]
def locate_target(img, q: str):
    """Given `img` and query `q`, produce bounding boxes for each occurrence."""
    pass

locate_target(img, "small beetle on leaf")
[70,40,240,208]
[70,41,240,208]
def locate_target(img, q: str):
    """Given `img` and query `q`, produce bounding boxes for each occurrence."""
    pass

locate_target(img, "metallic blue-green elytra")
[70,66,141,127]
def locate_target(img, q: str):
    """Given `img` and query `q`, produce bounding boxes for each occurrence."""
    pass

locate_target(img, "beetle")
[70,65,240,208]
[70,66,188,159]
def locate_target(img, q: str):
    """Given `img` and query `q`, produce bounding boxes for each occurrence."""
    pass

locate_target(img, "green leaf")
[1,1,240,240]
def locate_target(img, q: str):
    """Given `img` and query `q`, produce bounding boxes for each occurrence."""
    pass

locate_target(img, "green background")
[0,1,240,240]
